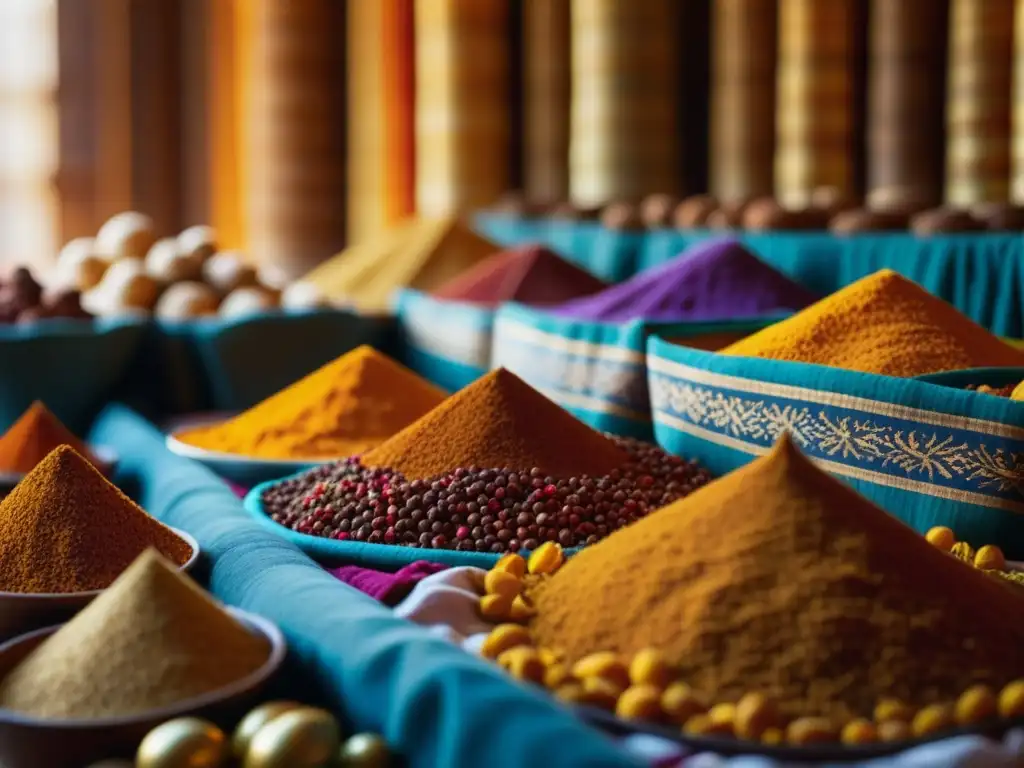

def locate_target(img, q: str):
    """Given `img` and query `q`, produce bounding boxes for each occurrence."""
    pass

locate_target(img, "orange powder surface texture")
[527,434,1024,721]
[178,345,447,460]
[721,270,1024,377]
[0,402,98,474]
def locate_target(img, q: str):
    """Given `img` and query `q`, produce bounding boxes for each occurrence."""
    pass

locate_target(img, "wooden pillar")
[243,0,347,279]
[866,0,948,210]
[415,0,510,218]
[1012,0,1024,203]
[710,0,777,203]
[523,0,570,205]
[946,0,1014,206]
[569,0,680,207]
[775,0,858,208]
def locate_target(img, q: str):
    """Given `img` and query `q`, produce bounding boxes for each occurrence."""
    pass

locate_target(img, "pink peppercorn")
[456,526,470,540]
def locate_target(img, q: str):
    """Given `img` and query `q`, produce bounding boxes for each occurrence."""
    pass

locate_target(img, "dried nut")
[497,647,545,684]
[925,526,956,552]
[571,652,631,690]
[203,250,257,294]
[93,258,160,312]
[528,542,564,575]
[579,677,624,710]
[911,704,955,737]
[786,717,838,745]
[615,685,664,721]
[483,569,522,600]
[154,282,220,321]
[508,595,536,622]
[281,281,333,310]
[661,683,707,724]
[478,594,513,622]
[956,685,998,725]
[840,718,878,745]
[683,713,732,737]
[543,663,571,689]
[874,698,915,723]
[56,237,108,291]
[555,682,587,704]
[761,727,784,745]
[177,225,217,264]
[999,680,1024,718]
[629,648,674,688]
[95,211,156,260]
[146,237,203,283]
[493,553,527,579]
[734,693,782,740]
[975,545,1006,571]
[480,624,532,659]
[219,286,279,318]
[877,720,912,742]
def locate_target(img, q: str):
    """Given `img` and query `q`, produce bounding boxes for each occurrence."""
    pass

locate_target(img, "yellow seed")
[661,683,707,724]
[956,685,998,725]
[615,685,664,721]
[555,682,587,704]
[925,526,956,552]
[787,717,838,745]
[543,663,571,689]
[498,647,545,685]
[877,720,912,743]
[683,713,733,737]
[493,553,527,579]
[975,545,1007,572]
[508,594,536,622]
[950,541,976,564]
[479,624,533,659]
[629,648,674,688]
[483,569,523,600]
[841,719,877,745]
[528,542,564,575]
[761,727,784,745]
[478,593,513,622]
[571,652,631,690]
[734,692,782,740]
[999,680,1024,718]
[579,677,623,710]
[911,704,955,738]
[538,648,561,666]
[874,698,915,723]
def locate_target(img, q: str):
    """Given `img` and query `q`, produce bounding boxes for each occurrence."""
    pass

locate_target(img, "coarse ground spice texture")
[0,549,269,718]
[177,345,446,460]
[361,368,630,480]
[0,445,192,593]
[526,434,1024,721]
[721,270,1024,377]
[0,401,98,473]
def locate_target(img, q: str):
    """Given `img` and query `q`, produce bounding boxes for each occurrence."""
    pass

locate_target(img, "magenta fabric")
[329,561,448,606]
[551,238,817,323]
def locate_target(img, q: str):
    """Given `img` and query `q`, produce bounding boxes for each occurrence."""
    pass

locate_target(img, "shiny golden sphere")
[337,733,392,768]
[136,717,228,768]
[243,707,341,768]
[232,701,303,758]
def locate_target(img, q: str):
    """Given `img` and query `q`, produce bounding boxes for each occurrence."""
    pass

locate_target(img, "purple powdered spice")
[550,238,818,323]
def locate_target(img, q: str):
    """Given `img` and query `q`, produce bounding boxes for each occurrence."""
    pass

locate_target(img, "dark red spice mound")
[261,436,711,554]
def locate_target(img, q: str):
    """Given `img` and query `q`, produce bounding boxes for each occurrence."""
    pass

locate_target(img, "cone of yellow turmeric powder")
[490,434,1024,744]
[721,270,1024,378]
[0,402,101,474]
[175,346,446,460]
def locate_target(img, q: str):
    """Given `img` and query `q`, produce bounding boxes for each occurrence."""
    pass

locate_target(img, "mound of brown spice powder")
[0,401,99,474]
[361,368,630,480]
[0,445,192,593]
[527,434,1024,721]
[0,549,269,719]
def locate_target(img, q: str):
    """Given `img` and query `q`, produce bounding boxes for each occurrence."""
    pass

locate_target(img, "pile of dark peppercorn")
[261,436,711,553]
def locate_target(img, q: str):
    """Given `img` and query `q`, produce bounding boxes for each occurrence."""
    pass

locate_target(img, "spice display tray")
[243,477,582,570]
[578,705,1024,763]
[165,431,323,487]
[0,606,284,768]
[0,527,199,642]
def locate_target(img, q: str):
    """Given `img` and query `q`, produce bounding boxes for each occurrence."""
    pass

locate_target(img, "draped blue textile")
[88,405,640,768]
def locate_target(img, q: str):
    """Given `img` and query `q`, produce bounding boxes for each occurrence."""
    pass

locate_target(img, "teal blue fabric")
[0,317,145,433]
[475,215,1024,336]
[492,303,785,440]
[646,336,1024,558]
[394,289,491,392]
[124,310,396,415]
[243,477,581,568]
[88,405,640,768]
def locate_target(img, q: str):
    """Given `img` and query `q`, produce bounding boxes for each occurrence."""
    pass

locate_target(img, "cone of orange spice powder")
[0,402,101,474]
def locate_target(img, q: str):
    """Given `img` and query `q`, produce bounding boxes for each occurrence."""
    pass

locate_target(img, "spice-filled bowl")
[0,528,199,642]
[165,432,323,487]
[0,607,284,768]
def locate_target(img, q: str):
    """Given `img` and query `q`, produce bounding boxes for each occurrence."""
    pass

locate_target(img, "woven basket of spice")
[646,269,1024,556]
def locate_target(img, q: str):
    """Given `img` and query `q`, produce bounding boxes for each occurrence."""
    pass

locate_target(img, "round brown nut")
[600,201,644,231]
[810,186,858,218]
[91,258,160,313]
[56,237,108,291]
[741,197,785,230]
[705,200,750,230]
[95,211,157,261]
[202,251,258,294]
[155,281,221,321]
[673,195,718,229]
[280,281,333,311]
[639,194,680,228]
[972,202,1024,232]
[219,286,279,318]
[911,207,985,236]
[177,224,218,264]
[146,238,204,284]
[830,208,910,234]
